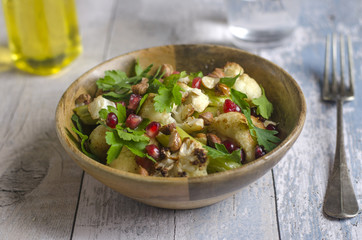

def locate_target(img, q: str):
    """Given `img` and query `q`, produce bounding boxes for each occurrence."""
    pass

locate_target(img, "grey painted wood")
[0,0,116,239]
[260,1,362,239]
[0,0,361,239]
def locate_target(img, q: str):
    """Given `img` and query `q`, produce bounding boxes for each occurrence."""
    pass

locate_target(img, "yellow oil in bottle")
[2,0,82,75]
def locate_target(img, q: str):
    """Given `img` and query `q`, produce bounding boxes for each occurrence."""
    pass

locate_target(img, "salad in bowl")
[71,61,280,178]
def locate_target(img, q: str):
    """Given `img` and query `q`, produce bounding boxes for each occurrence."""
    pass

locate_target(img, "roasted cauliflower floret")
[223,62,244,78]
[221,62,261,100]
[109,147,140,173]
[139,93,176,124]
[232,74,262,100]
[178,138,208,177]
[209,112,265,162]
[172,104,194,123]
[154,157,181,177]
[178,83,210,112]
[88,95,116,119]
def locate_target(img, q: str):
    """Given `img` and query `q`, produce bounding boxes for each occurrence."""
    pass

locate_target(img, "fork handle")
[323,99,359,218]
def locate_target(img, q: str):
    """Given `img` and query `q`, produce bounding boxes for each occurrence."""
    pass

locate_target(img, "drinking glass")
[225,0,301,48]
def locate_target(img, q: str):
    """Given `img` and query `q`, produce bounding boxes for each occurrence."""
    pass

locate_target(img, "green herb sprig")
[230,89,280,152]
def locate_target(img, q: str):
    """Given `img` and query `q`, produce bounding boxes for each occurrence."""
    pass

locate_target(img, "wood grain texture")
[0,0,361,239]
[0,0,116,239]
[260,1,362,239]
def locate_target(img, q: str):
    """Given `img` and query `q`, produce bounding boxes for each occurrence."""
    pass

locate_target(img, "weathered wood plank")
[174,172,278,240]
[0,0,117,239]
[260,1,362,238]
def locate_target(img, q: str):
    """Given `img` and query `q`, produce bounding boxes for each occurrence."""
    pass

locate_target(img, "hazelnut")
[168,130,182,152]
[199,112,214,125]
[132,77,149,95]
[208,68,225,78]
[215,83,230,96]
[206,133,221,148]
[161,64,174,78]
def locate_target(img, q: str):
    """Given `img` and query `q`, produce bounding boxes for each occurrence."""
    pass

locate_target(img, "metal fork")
[322,34,359,219]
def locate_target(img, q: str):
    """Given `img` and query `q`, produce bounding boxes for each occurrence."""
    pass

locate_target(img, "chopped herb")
[220,73,240,87]
[136,93,149,114]
[204,144,242,173]
[153,72,185,112]
[252,86,273,119]
[71,114,99,160]
[230,89,280,152]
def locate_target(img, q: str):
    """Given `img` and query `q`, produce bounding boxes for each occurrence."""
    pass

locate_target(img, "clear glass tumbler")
[2,0,82,75]
[225,0,300,48]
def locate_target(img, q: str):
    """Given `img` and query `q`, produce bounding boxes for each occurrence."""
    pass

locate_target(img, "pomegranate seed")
[192,77,202,89]
[145,144,160,160]
[223,99,241,113]
[222,139,239,153]
[145,121,161,138]
[125,114,142,129]
[106,112,118,128]
[266,124,277,131]
[255,145,266,159]
[128,94,142,110]
[240,149,246,164]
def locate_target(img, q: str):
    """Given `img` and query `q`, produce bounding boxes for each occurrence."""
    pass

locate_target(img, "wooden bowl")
[55,44,306,209]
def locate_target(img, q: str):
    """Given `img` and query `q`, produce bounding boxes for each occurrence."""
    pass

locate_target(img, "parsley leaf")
[230,88,280,152]
[204,145,242,173]
[153,72,185,112]
[96,60,153,103]
[99,104,127,124]
[96,70,131,91]
[71,113,83,133]
[134,59,153,77]
[220,73,240,87]
[252,86,273,119]
[116,126,149,142]
[105,131,124,164]
[136,93,149,114]
[105,130,149,164]
[71,114,99,160]
[102,91,131,102]
[154,87,174,112]
[172,84,183,105]
[253,127,280,152]
[189,71,203,79]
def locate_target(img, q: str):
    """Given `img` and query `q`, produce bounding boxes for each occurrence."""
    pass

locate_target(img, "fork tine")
[340,34,346,95]
[323,35,331,100]
[332,34,338,95]
[347,35,355,97]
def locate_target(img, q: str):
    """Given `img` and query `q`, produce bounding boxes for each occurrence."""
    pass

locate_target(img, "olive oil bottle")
[2,0,82,75]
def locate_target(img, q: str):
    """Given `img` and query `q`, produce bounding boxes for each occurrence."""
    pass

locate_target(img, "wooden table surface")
[0,0,361,239]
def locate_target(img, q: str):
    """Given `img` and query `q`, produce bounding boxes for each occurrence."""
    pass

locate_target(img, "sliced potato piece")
[89,125,109,160]
[109,147,139,173]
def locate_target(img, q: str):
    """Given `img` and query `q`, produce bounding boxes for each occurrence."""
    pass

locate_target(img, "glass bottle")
[2,0,82,75]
